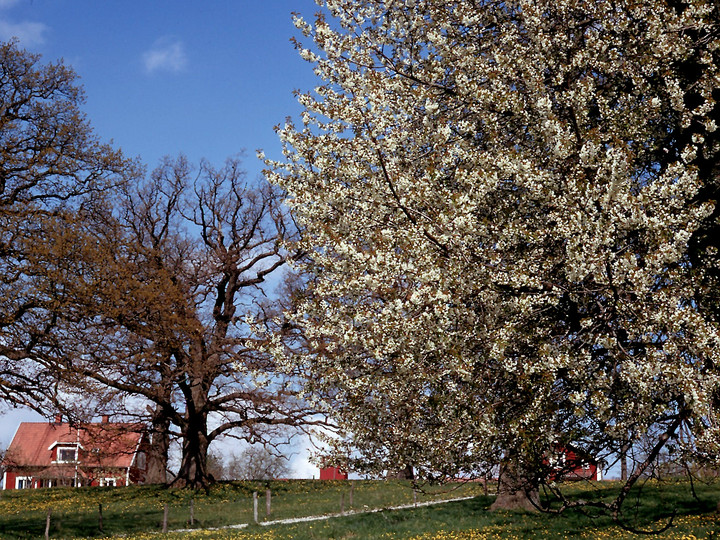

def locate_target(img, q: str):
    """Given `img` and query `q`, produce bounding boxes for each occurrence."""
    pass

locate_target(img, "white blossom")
[268,0,720,482]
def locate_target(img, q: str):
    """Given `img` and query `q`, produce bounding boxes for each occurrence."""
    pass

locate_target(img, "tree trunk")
[386,464,414,480]
[145,405,171,484]
[489,457,539,512]
[171,410,213,489]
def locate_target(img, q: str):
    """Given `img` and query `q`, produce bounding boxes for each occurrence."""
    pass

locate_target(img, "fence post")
[162,503,169,533]
[98,502,104,533]
[45,509,51,540]
[253,491,258,523]
[190,498,195,526]
[265,489,271,518]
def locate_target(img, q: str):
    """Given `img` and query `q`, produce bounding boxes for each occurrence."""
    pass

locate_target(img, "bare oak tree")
[225,445,292,481]
[28,155,320,488]
[0,40,132,414]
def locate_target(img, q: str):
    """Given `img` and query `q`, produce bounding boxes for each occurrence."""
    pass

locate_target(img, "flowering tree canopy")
[269,0,720,514]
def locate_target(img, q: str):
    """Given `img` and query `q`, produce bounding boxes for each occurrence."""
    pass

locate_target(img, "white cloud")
[0,19,47,46]
[290,444,318,479]
[142,37,187,74]
[0,0,20,9]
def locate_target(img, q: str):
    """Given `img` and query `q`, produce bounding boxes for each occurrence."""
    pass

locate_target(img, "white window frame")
[56,446,78,463]
[16,476,32,489]
[99,477,116,487]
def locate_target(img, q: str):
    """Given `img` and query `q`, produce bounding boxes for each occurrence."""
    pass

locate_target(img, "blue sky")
[0,0,319,172]
[0,0,323,475]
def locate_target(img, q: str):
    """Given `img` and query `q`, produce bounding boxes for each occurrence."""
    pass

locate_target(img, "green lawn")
[0,479,718,539]
[0,479,483,539]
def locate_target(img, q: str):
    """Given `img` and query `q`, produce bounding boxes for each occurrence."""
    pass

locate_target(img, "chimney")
[53,414,62,424]
[101,415,110,423]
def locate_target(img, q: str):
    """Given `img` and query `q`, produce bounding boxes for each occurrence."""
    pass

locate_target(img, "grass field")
[0,479,483,539]
[0,479,718,539]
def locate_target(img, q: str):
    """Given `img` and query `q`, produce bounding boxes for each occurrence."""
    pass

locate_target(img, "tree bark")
[489,457,539,512]
[171,402,213,489]
[145,405,171,484]
[386,464,414,480]
[172,437,211,488]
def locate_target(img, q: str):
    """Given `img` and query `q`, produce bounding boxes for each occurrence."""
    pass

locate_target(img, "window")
[16,477,32,489]
[57,446,77,462]
[136,451,147,470]
[100,477,116,487]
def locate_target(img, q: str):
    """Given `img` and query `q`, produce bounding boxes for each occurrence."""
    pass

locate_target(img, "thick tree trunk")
[171,410,213,489]
[145,405,171,484]
[386,465,414,480]
[489,457,539,512]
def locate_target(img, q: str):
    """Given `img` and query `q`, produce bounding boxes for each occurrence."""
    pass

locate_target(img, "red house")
[2,415,149,490]
[548,446,602,481]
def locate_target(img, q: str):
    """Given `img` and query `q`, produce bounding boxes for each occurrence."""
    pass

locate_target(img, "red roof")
[4,421,145,470]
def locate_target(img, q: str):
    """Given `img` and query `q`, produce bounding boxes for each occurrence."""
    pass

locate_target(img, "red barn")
[2,415,149,490]
[319,466,348,480]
